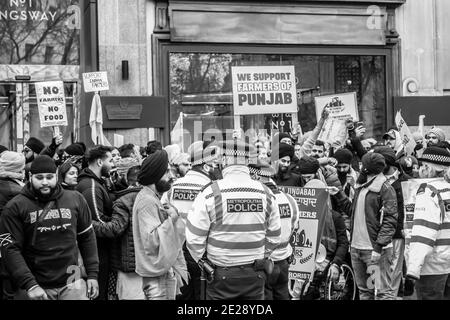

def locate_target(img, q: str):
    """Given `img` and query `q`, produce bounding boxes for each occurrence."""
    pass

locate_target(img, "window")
[44,46,53,64]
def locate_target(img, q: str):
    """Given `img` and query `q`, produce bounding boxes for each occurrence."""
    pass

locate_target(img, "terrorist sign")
[35,81,68,127]
[82,71,109,93]
[395,111,416,156]
[279,186,329,281]
[231,66,298,115]
[314,92,359,122]
[401,178,443,265]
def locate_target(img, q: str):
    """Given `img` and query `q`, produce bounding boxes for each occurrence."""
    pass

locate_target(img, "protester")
[383,129,405,160]
[375,146,410,299]
[334,148,357,201]
[0,155,99,300]
[76,145,115,300]
[133,150,186,300]
[406,146,450,300]
[249,160,298,300]
[272,143,302,186]
[335,152,398,300]
[114,156,140,192]
[146,140,163,155]
[171,153,191,179]
[58,160,80,191]
[425,127,446,147]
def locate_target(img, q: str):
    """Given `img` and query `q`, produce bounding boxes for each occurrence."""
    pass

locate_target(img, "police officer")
[186,139,281,300]
[249,161,299,300]
[161,142,220,300]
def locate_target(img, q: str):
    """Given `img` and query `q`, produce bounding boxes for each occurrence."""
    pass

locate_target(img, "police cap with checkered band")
[419,146,450,167]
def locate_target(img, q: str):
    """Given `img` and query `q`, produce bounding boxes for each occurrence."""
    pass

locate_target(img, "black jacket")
[0,184,98,290]
[273,171,302,187]
[327,211,349,267]
[0,178,23,215]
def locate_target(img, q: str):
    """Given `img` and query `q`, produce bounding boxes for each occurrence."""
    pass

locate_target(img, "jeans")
[142,269,177,300]
[264,258,290,300]
[391,239,405,298]
[351,247,395,300]
[415,274,450,300]
[45,279,89,300]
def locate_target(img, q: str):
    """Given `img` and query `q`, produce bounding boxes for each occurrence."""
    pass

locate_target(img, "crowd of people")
[0,106,449,300]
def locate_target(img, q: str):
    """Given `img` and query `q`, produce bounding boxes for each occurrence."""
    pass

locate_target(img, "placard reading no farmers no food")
[231,66,298,115]
[35,81,68,127]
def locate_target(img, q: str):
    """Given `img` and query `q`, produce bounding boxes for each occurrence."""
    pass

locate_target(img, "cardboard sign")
[401,178,443,265]
[395,111,416,156]
[82,71,109,93]
[35,81,68,127]
[279,187,329,281]
[231,66,298,115]
[317,118,348,147]
[314,92,359,122]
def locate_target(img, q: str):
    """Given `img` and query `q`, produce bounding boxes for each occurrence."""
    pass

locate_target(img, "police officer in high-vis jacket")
[161,142,220,300]
[249,161,299,300]
[186,139,281,300]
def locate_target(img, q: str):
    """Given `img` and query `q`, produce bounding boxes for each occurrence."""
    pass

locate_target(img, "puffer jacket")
[108,187,142,273]
[335,173,398,253]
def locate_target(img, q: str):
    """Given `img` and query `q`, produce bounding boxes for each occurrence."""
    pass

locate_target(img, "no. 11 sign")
[35,81,68,127]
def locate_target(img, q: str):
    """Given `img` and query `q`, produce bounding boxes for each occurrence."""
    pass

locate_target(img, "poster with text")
[82,71,109,92]
[314,92,359,122]
[401,178,443,266]
[35,81,68,127]
[317,118,348,147]
[395,111,416,156]
[279,186,329,281]
[231,66,298,115]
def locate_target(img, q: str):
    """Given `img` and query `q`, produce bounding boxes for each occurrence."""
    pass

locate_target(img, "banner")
[401,178,443,265]
[82,71,109,93]
[395,111,416,156]
[231,66,298,115]
[35,81,68,127]
[279,187,329,281]
[314,92,359,122]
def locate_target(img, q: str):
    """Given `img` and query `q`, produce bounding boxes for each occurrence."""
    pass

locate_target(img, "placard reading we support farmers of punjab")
[35,81,68,127]
[231,66,298,115]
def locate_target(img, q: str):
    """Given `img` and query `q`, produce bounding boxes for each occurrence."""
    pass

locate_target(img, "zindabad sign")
[231,66,298,115]
[35,81,68,127]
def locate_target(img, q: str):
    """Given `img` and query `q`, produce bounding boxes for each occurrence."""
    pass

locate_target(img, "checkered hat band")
[224,149,250,157]
[249,167,273,177]
[421,153,450,165]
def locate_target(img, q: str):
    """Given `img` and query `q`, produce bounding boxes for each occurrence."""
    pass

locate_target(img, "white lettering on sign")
[0,0,58,22]
[35,81,68,128]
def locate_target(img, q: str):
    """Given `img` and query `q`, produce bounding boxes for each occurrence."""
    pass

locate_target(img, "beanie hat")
[361,152,386,175]
[117,157,140,176]
[138,150,168,185]
[30,155,57,174]
[412,131,424,143]
[248,160,276,178]
[298,156,320,174]
[399,155,418,173]
[25,137,45,154]
[278,132,292,143]
[374,146,396,167]
[427,127,446,142]
[0,145,8,154]
[0,151,25,179]
[278,143,295,160]
[419,146,450,167]
[65,143,85,156]
[334,148,353,165]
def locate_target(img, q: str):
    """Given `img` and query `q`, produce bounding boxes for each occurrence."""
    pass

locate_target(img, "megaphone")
[316,243,326,263]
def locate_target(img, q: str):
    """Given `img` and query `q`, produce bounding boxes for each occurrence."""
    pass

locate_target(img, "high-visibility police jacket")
[161,168,212,220]
[407,180,450,279]
[186,165,282,267]
[265,181,299,262]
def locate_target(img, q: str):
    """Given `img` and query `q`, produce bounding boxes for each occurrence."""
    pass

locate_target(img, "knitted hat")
[30,155,57,174]
[298,156,320,174]
[25,137,45,154]
[0,145,8,154]
[65,143,85,156]
[334,148,353,165]
[427,127,446,142]
[278,143,295,160]
[278,132,292,143]
[218,139,257,166]
[0,151,25,176]
[117,157,140,176]
[419,146,450,167]
[138,150,168,185]
[248,160,276,178]
[374,146,396,167]
[361,152,386,175]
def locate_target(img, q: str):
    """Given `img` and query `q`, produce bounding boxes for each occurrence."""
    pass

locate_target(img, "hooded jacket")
[335,173,398,253]
[0,184,98,290]
[0,177,23,215]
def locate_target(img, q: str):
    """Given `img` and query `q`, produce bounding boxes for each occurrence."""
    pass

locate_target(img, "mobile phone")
[356,121,364,127]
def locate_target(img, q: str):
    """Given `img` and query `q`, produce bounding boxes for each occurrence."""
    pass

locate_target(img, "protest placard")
[314,92,359,122]
[82,71,109,93]
[401,178,443,265]
[395,111,416,156]
[35,81,68,128]
[279,186,329,281]
[317,118,348,147]
[231,66,298,115]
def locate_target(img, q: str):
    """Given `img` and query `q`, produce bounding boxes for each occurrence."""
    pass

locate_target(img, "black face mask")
[337,171,348,184]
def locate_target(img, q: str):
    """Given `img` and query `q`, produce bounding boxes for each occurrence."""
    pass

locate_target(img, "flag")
[395,111,415,156]
[89,93,111,146]
[170,112,184,151]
